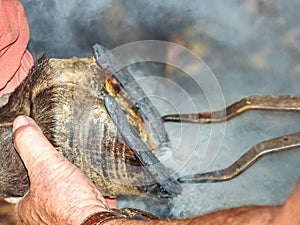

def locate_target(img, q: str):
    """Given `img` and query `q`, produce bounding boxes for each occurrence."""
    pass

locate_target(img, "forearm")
[105,206,280,225]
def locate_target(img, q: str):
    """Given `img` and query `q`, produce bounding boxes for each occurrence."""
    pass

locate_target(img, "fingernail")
[13,116,31,132]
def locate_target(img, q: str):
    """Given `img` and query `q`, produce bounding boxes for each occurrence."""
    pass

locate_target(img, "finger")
[13,115,61,172]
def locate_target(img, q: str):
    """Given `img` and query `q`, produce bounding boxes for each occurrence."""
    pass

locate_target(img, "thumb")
[13,115,61,173]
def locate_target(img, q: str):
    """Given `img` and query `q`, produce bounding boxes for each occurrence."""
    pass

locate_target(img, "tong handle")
[178,131,300,183]
[163,95,300,123]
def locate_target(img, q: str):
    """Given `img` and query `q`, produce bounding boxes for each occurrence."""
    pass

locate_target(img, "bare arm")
[104,206,279,225]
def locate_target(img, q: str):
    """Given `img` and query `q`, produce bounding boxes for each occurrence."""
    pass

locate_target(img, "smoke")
[21,0,300,219]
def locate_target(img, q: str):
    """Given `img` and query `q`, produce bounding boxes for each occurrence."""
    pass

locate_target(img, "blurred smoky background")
[17,0,300,219]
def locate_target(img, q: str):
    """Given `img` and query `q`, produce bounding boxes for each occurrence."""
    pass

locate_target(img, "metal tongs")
[163,95,300,183]
[94,44,300,191]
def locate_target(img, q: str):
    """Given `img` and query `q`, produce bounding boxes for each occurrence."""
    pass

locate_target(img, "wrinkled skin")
[11,116,300,225]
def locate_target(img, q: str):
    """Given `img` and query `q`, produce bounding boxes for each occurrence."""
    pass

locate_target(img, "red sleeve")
[0,0,33,96]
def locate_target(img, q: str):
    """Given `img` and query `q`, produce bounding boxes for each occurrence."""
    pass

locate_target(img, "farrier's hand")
[11,116,300,225]
[13,116,116,225]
